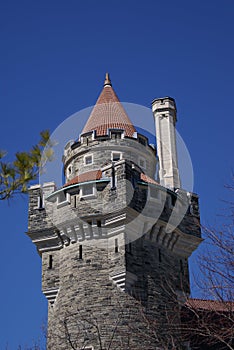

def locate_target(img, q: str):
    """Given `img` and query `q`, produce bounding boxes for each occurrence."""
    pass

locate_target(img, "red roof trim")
[186,298,234,312]
[63,170,102,187]
[140,173,160,186]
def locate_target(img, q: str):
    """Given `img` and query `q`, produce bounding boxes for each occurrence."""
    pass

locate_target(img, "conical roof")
[81,73,136,137]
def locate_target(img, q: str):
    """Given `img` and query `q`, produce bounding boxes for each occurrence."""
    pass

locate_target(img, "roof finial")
[104,72,112,87]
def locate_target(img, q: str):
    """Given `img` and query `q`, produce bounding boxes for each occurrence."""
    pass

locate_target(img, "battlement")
[27,159,201,257]
[26,76,202,350]
[63,130,157,183]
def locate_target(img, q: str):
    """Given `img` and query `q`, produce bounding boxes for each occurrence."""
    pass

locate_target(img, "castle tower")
[27,74,201,350]
[152,97,181,189]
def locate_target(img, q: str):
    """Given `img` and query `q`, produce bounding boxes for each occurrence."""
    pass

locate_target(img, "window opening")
[79,245,83,259]
[112,152,122,162]
[38,195,44,209]
[84,155,93,165]
[115,238,118,253]
[49,255,53,269]
[82,185,94,196]
[111,164,116,190]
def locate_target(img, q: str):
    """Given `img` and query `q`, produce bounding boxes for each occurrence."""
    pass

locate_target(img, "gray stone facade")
[27,92,201,349]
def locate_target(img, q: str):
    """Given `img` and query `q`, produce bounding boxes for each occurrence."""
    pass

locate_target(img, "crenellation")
[27,75,201,350]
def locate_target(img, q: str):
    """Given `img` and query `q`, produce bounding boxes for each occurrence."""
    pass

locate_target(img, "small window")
[67,165,72,176]
[138,137,146,146]
[111,152,122,162]
[84,154,93,165]
[83,186,93,196]
[37,195,44,209]
[57,192,70,205]
[171,194,177,206]
[48,255,53,269]
[80,184,96,199]
[79,245,83,259]
[82,185,93,196]
[73,195,77,208]
[115,238,118,253]
[111,131,122,139]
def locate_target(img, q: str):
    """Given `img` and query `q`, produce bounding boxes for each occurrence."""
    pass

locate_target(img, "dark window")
[111,165,116,190]
[79,245,83,259]
[84,155,93,165]
[73,195,77,208]
[97,220,101,228]
[49,255,53,269]
[38,195,44,209]
[115,238,118,253]
[112,152,121,161]
[82,185,94,196]
[111,131,121,139]
[171,194,177,206]
[138,137,146,146]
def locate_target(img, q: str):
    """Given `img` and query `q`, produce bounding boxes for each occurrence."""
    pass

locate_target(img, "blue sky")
[1,0,234,348]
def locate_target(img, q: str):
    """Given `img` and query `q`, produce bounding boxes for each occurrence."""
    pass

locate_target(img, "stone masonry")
[27,74,202,350]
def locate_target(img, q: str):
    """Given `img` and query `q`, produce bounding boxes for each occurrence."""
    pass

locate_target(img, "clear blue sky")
[1,0,234,348]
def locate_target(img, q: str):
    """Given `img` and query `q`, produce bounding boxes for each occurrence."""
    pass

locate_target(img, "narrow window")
[97,220,101,228]
[158,249,162,263]
[67,166,72,175]
[115,238,118,253]
[171,194,177,206]
[79,245,83,259]
[38,195,44,209]
[48,255,53,269]
[73,195,77,208]
[111,164,116,190]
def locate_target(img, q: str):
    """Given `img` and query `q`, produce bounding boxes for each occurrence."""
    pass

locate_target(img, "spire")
[104,72,112,87]
[81,74,136,137]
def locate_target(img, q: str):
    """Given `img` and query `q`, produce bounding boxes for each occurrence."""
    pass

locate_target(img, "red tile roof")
[63,170,102,187]
[186,298,234,312]
[140,173,160,185]
[81,73,136,137]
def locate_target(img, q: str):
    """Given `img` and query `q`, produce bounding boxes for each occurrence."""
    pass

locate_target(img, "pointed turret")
[81,73,136,137]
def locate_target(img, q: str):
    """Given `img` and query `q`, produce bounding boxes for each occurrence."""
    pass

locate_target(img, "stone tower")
[27,74,201,350]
